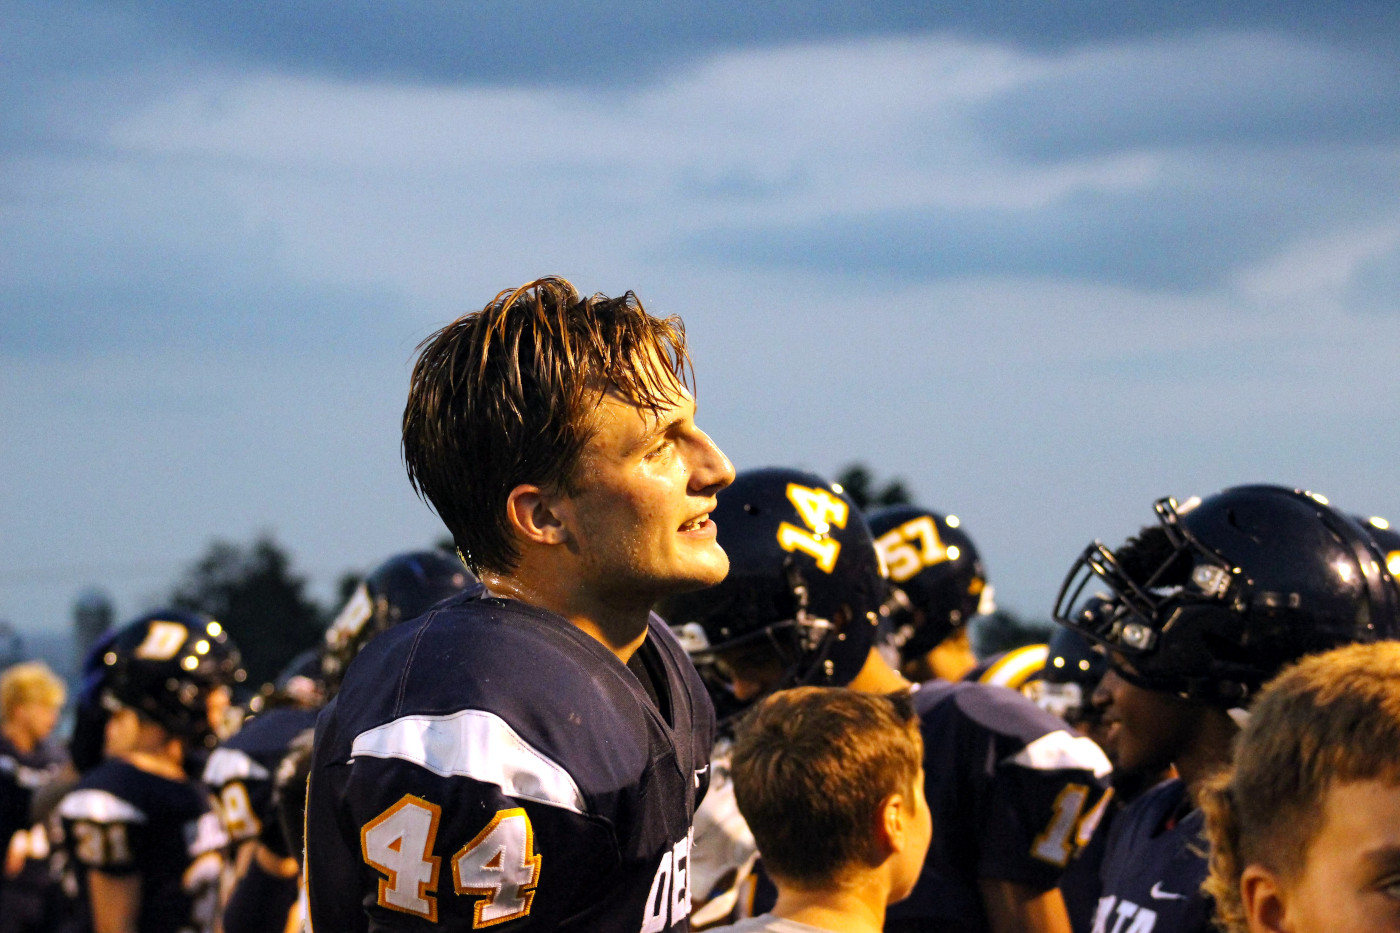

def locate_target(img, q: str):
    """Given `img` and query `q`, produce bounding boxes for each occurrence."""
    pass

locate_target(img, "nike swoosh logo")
[1150,882,1186,900]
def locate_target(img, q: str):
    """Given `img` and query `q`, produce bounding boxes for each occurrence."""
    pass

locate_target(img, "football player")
[306,277,733,932]
[868,505,995,683]
[55,611,244,933]
[662,468,1111,933]
[214,549,474,933]
[1054,485,1400,933]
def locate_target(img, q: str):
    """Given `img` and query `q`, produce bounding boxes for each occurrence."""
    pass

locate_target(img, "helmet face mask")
[1054,486,1400,704]
[658,468,884,724]
[321,550,476,695]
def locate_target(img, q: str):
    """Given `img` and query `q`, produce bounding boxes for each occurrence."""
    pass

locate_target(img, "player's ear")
[505,483,569,546]
[877,791,906,856]
[1239,864,1288,933]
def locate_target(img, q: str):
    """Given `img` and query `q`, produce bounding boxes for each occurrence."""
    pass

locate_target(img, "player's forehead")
[586,372,694,440]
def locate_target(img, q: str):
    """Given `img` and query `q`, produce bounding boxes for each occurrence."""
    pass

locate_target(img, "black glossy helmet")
[1054,485,1400,704]
[658,467,884,720]
[867,505,994,663]
[100,610,246,748]
[1358,515,1400,579]
[322,550,476,694]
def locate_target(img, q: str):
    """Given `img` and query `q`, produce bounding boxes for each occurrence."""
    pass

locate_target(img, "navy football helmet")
[322,550,476,694]
[1358,515,1400,579]
[867,505,994,664]
[99,610,246,748]
[658,467,884,722]
[1054,485,1400,704]
[1025,603,1111,725]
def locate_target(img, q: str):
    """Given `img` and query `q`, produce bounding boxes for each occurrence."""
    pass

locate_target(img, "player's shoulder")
[915,677,1111,778]
[61,760,202,824]
[205,706,318,787]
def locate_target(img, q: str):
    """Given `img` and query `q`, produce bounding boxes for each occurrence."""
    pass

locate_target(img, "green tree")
[834,463,913,512]
[169,535,325,688]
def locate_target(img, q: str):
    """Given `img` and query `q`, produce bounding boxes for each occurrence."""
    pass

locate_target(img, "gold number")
[777,483,848,573]
[875,515,951,583]
[218,781,262,841]
[1031,783,1089,866]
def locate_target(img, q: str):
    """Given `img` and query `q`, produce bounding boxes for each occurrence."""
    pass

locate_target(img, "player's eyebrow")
[1360,844,1400,876]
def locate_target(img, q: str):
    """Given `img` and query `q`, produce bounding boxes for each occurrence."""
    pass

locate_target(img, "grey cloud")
[975,34,1400,160]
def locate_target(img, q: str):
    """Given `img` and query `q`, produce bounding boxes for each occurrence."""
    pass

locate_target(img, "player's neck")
[1176,707,1239,804]
[772,879,888,933]
[481,568,651,664]
[848,649,913,695]
[123,738,187,782]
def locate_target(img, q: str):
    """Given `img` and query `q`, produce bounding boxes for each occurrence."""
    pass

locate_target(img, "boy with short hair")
[1200,641,1400,933]
[710,686,931,933]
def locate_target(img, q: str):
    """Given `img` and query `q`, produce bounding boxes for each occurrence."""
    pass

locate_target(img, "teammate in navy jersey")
[307,276,734,931]
[55,610,244,933]
[661,470,1111,933]
[215,549,475,933]
[1054,486,1400,933]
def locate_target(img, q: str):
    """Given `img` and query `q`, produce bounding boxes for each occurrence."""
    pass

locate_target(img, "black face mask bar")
[1054,497,1238,657]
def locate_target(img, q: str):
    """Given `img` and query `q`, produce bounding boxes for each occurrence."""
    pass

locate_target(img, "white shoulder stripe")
[1006,730,1113,779]
[202,747,270,785]
[351,709,587,815]
[58,789,148,824]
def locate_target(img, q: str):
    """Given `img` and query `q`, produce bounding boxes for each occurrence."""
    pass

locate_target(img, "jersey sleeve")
[978,727,1113,890]
[203,746,275,847]
[56,788,146,876]
[307,709,621,932]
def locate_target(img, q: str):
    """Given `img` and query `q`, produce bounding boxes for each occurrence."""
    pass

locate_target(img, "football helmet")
[867,505,994,664]
[1358,515,1400,579]
[1026,602,1111,725]
[1054,485,1400,704]
[658,467,884,721]
[99,610,246,748]
[321,550,476,694]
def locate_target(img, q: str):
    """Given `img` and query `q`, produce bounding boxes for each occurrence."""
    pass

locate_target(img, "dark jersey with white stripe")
[203,705,318,853]
[306,587,715,932]
[885,679,1113,933]
[56,759,226,933]
[1091,779,1211,933]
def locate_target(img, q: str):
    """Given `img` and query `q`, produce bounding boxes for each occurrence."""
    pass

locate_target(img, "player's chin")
[669,544,730,592]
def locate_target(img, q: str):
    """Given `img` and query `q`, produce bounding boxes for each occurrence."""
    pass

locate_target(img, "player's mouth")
[678,513,713,535]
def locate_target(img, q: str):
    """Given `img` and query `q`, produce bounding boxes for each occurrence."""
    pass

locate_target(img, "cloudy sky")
[3,1,1398,640]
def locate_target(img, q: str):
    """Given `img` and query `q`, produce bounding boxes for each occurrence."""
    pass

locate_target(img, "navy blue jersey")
[203,705,318,852]
[886,679,1113,933]
[56,758,227,933]
[306,588,715,932]
[1092,779,1211,933]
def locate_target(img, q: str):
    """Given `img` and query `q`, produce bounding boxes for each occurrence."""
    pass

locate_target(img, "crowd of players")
[3,275,1400,933]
